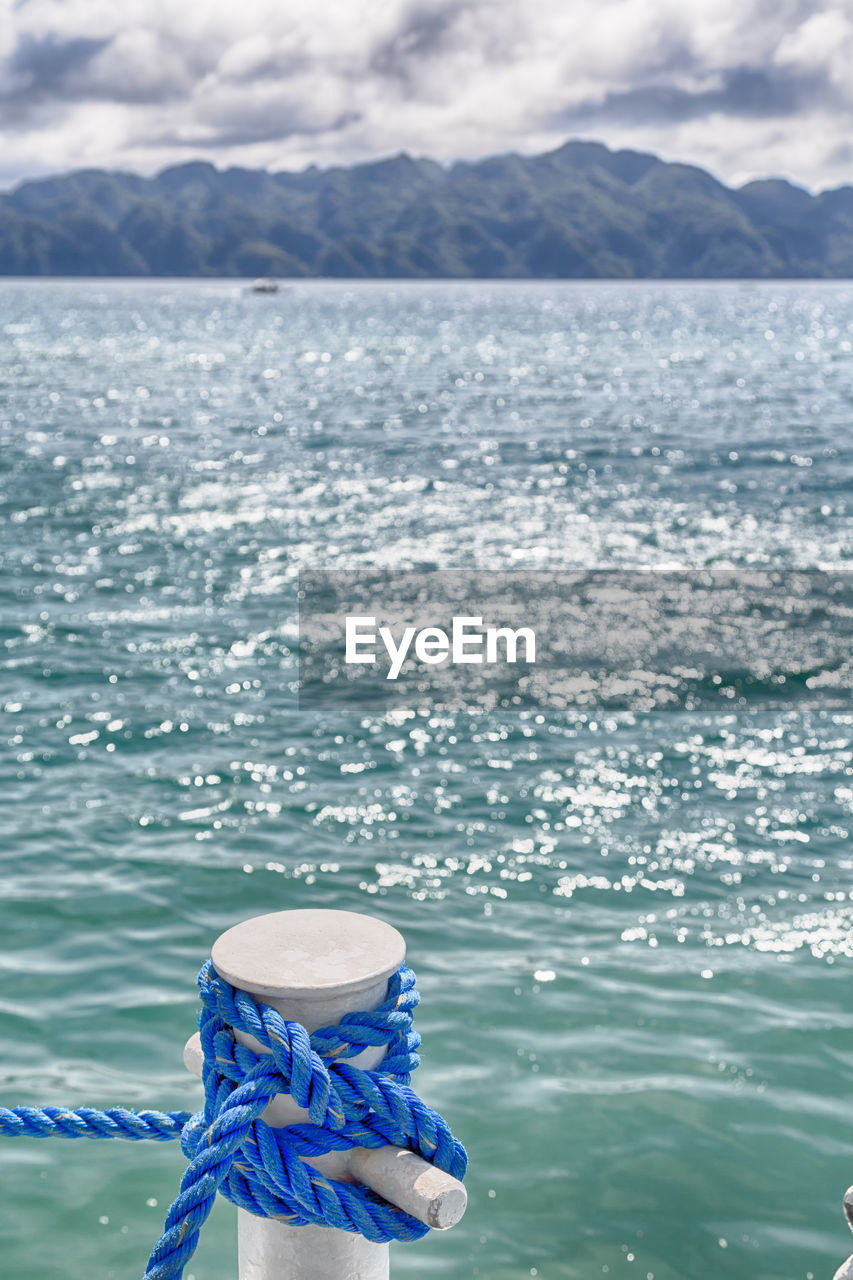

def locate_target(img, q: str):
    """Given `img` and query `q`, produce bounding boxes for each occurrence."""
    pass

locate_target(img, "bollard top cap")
[211,908,406,1000]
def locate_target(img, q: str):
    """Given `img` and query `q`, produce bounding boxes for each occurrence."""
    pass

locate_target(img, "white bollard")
[834,1187,853,1280]
[183,908,467,1280]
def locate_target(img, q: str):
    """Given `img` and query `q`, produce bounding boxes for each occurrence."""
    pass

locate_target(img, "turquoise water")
[0,280,851,1280]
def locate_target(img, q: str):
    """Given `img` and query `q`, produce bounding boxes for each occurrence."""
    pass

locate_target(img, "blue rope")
[0,960,467,1280]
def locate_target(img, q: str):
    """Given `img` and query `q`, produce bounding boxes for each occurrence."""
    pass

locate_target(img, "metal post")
[183,908,467,1280]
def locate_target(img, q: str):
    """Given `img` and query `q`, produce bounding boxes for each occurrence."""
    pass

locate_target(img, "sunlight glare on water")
[0,280,851,1280]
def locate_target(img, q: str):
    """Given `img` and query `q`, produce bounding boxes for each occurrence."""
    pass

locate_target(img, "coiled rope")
[0,959,467,1280]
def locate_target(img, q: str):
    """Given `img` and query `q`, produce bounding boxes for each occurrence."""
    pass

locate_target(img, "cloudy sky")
[1,0,852,191]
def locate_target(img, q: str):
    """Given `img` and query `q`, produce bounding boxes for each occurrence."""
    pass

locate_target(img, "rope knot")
[0,956,466,1280]
[144,958,466,1280]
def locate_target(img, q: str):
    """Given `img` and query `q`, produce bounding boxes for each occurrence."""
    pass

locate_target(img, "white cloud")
[776,8,853,92]
[0,0,850,190]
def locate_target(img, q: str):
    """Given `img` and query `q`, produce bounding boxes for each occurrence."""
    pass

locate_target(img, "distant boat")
[250,278,280,294]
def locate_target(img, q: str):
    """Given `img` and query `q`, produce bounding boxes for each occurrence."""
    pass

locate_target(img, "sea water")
[0,279,851,1280]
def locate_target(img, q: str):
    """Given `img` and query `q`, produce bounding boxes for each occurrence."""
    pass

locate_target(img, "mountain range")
[3,139,853,278]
